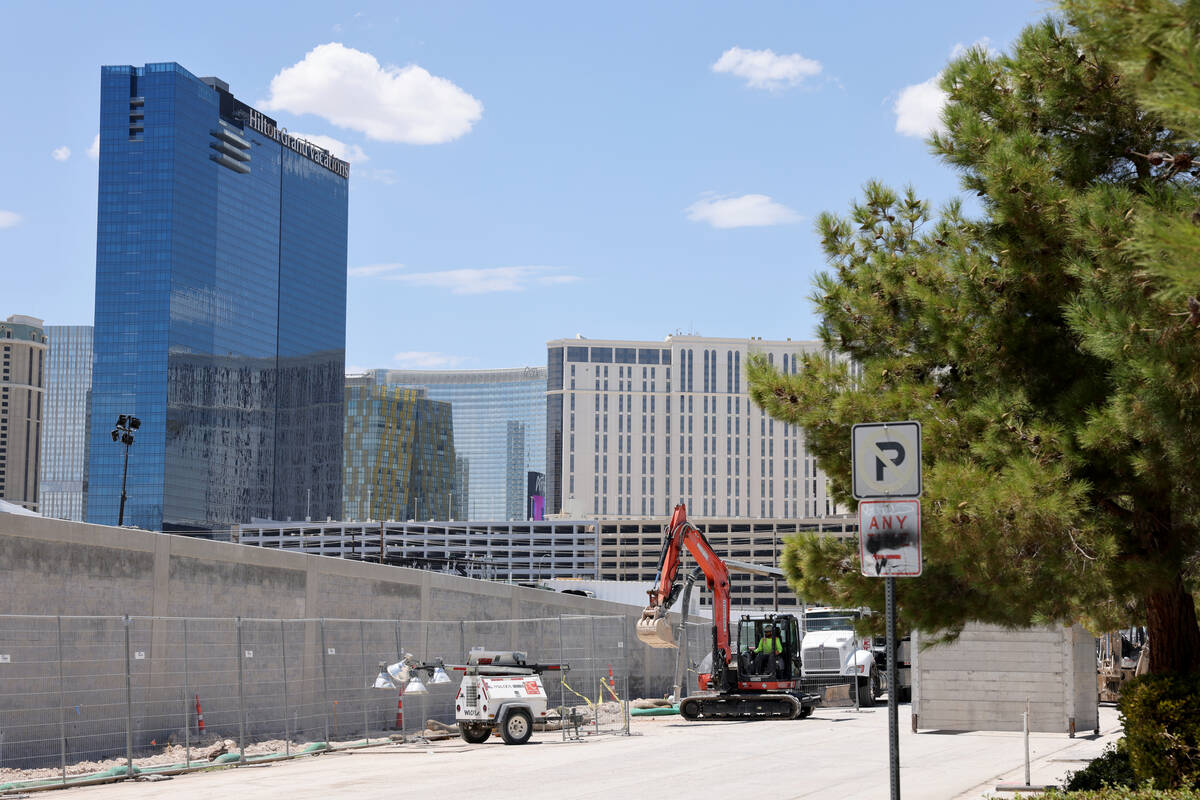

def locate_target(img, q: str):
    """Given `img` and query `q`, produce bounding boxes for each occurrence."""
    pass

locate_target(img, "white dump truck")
[800,607,911,705]
[800,607,882,705]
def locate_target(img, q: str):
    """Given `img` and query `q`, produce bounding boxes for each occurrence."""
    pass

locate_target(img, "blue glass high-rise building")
[87,63,349,532]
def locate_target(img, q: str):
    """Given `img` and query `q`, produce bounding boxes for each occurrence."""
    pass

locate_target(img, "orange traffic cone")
[394,695,404,729]
[195,694,205,736]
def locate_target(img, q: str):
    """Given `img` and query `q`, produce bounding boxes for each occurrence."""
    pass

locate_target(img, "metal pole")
[236,617,246,763]
[394,622,404,740]
[1024,698,1031,786]
[589,617,599,733]
[123,616,133,778]
[57,616,66,785]
[182,689,189,768]
[420,622,429,737]
[319,620,330,743]
[118,440,130,526]
[360,621,369,745]
[854,655,860,712]
[280,620,290,757]
[558,615,567,742]
[183,619,190,766]
[622,617,631,735]
[886,576,900,800]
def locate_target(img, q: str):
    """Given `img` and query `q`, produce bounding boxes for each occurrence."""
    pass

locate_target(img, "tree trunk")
[1144,571,1200,675]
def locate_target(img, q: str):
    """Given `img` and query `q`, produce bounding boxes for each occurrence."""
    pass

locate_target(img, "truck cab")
[800,607,881,705]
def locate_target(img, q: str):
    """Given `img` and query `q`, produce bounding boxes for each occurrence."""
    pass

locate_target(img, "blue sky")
[0,1,1049,371]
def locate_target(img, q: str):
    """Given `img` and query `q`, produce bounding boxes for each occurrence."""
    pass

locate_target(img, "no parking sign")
[858,499,922,577]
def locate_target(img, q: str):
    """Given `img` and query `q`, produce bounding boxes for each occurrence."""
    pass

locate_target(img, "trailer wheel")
[500,709,533,745]
[460,723,491,744]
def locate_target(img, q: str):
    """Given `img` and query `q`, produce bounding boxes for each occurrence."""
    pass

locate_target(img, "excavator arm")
[635,505,732,666]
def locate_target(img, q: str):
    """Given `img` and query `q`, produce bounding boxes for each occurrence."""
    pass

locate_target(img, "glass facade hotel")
[39,325,93,520]
[86,64,348,532]
[361,368,546,520]
[343,379,456,522]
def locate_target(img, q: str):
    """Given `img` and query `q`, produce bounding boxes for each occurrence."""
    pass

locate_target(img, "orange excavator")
[636,504,818,720]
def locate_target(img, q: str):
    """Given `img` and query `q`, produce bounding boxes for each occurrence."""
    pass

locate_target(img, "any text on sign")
[851,421,922,499]
[858,499,922,577]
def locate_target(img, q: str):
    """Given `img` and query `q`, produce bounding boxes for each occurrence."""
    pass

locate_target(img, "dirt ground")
[2,735,355,786]
[0,702,629,787]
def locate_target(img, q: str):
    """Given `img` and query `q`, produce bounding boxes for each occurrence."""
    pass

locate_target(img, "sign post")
[852,421,922,800]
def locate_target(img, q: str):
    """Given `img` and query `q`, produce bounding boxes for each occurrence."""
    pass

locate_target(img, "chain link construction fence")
[0,614,632,791]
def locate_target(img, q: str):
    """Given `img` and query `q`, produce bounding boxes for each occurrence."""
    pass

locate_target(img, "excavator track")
[678,693,804,721]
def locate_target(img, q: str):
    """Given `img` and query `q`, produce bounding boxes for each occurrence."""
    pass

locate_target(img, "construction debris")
[632,698,675,709]
[205,739,235,762]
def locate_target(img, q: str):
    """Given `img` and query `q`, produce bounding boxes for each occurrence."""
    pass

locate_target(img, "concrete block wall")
[0,511,666,640]
[0,512,686,766]
[912,623,1098,734]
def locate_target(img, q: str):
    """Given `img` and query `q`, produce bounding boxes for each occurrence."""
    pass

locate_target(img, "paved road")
[69,705,1121,800]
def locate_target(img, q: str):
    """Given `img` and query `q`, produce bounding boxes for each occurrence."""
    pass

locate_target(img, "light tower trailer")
[453,649,568,745]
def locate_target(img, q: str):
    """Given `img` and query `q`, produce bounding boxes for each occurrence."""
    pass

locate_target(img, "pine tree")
[748,13,1200,674]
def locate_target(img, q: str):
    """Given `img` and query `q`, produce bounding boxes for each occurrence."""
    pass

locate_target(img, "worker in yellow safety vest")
[753,623,783,674]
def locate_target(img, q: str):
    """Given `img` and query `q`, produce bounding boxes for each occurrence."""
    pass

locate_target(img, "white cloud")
[686,193,802,229]
[87,134,100,160]
[262,43,482,144]
[51,146,71,162]
[951,37,998,59]
[392,351,467,368]
[893,39,995,139]
[0,210,21,229]
[348,262,402,277]
[712,47,822,90]
[893,75,947,138]
[385,266,580,294]
[358,168,398,184]
[290,132,368,163]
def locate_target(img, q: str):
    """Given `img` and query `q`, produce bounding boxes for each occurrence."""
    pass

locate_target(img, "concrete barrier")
[0,512,689,768]
[912,623,1098,734]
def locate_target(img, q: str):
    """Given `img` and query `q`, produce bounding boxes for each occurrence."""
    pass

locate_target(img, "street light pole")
[111,415,141,527]
[119,442,130,526]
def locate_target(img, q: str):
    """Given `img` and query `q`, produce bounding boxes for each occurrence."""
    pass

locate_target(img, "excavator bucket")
[635,614,677,649]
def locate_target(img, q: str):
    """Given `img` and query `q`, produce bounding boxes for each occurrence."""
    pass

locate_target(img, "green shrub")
[1119,675,1200,788]
[1066,741,1135,791]
[1027,791,1200,796]
[1028,789,1200,799]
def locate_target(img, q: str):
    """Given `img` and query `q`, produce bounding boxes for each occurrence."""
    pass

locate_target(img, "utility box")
[912,623,1097,734]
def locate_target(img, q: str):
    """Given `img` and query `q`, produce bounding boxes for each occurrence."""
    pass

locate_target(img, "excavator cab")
[736,615,800,680]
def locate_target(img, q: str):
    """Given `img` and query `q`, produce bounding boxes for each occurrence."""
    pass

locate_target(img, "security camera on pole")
[851,421,922,800]
[111,415,141,527]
